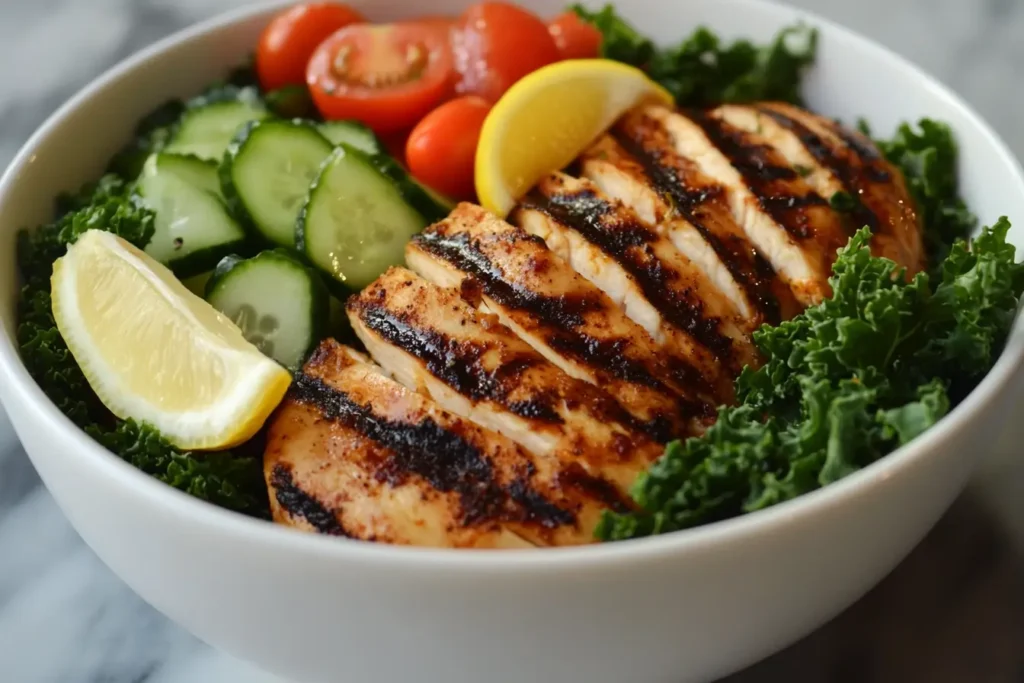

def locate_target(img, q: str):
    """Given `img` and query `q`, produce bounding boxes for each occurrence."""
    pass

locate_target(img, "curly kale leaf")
[598,221,1023,541]
[570,4,817,106]
[88,420,268,517]
[16,176,268,518]
[18,174,155,285]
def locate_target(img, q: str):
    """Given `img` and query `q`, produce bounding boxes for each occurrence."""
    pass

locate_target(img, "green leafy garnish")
[571,4,817,106]
[15,177,269,517]
[598,222,1024,540]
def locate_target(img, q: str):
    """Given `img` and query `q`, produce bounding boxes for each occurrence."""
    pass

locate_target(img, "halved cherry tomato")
[307,22,456,134]
[406,96,491,200]
[452,2,560,103]
[408,15,458,42]
[256,3,365,92]
[547,12,602,60]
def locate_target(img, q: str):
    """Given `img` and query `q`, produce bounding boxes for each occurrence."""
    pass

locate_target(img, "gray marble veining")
[0,1,1022,681]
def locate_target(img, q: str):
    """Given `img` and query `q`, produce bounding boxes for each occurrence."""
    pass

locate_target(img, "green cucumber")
[220,119,334,248]
[317,120,383,155]
[297,144,427,292]
[136,153,250,278]
[205,250,329,371]
[165,86,268,161]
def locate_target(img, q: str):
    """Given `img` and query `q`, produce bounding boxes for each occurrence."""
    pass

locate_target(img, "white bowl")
[1,1,1022,682]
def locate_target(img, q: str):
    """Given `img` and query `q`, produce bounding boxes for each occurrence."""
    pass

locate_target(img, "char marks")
[684,108,833,240]
[416,230,672,393]
[287,372,558,527]
[755,105,882,232]
[355,303,564,424]
[269,463,349,537]
[347,268,667,492]
[520,183,740,366]
[607,119,786,325]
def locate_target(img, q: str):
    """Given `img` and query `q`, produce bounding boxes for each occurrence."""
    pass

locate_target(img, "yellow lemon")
[51,229,291,450]
[475,59,672,217]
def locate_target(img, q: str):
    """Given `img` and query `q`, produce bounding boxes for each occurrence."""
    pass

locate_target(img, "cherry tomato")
[406,96,491,200]
[307,22,456,134]
[256,3,365,92]
[452,2,560,102]
[547,12,602,60]
[408,15,458,41]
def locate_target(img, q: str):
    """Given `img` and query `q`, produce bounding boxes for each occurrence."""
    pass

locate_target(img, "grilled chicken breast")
[346,267,665,495]
[580,124,803,324]
[405,202,716,440]
[266,339,614,547]
[266,99,925,549]
[633,104,858,305]
[511,172,759,396]
[711,102,923,273]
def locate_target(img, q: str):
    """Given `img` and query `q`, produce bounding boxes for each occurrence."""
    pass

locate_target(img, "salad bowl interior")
[1,0,1023,682]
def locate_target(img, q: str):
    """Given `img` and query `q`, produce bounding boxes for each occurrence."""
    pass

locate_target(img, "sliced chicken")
[510,172,758,395]
[712,102,924,274]
[346,267,665,495]
[639,103,854,305]
[405,202,716,440]
[581,117,803,324]
[265,339,616,547]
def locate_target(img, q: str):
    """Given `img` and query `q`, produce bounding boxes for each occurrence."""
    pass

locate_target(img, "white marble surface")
[1,1,1023,681]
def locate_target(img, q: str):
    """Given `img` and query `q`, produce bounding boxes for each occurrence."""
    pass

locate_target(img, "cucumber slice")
[298,145,427,291]
[221,119,334,248]
[137,153,250,278]
[165,87,267,161]
[317,120,382,155]
[205,250,329,371]
[370,154,454,223]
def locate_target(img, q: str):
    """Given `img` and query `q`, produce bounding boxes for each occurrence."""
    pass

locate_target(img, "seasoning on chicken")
[265,339,616,547]
[711,102,924,274]
[634,104,854,305]
[406,202,717,439]
[580,118,803,324]
[346,267,666,495]
[511,172,758,394]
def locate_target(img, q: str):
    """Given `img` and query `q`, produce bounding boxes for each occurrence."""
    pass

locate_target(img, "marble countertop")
[1,1,1023,681]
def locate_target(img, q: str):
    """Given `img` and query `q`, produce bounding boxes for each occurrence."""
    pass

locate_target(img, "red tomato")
[380,129,412,166]
[452,2,560,102]
[307,22,456,134]
[409,15,458,41]
[406,96,491,200]
[256,3,365,91]
[547,12,602,60]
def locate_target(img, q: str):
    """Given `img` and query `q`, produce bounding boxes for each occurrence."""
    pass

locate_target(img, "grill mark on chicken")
[607,126,784,325]
[754,106,884,232]
[415,230,687,396]
[269,463,350,536]
[356,303,564,424]
[349,270,670,486]
[684,108,840,239]
[519,186,739,365]
[350,274,665,442]
[557,462,633,514]
[288,372,569,527]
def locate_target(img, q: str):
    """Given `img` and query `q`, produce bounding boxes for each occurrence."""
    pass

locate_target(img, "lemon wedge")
[475,59,672,217]
[51,229,292,450]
